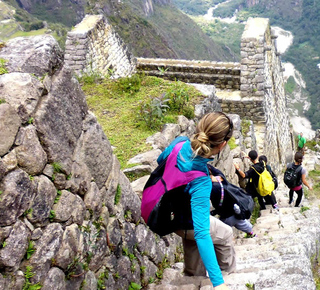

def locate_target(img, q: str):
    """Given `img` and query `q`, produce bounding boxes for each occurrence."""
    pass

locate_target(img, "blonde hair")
[191,112,233,158]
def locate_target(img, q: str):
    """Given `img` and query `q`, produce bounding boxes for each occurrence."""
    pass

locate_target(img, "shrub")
[228,136,237,150]
[138,94,169,129]
[118,74,142,93]
[77,72,103,85]
[166,82,190,113]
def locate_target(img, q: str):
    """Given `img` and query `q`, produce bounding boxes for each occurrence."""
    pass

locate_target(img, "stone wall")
[239,18,293,170]
[0,36,180,290]
[64,15,136,78]
[136,58,241,90]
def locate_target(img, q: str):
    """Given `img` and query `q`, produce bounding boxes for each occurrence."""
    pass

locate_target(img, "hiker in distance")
[284,151,312,207]
[208,164,256,238]
[297,132,307,155]
[141,112,235,290]
[234,150,279,211]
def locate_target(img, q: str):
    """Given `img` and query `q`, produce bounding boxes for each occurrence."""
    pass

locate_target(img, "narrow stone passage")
[147,153,320,290]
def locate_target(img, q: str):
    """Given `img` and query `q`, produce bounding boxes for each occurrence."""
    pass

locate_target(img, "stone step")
[148,171,320,289]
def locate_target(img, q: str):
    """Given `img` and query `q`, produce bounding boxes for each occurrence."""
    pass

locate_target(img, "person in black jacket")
[208,165,256,238]
[234,150,279,211]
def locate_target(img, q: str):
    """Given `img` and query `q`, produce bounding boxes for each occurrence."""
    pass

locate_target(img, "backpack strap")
[251,165,261,176]
[216,178,224,206]
[251,161,266,176]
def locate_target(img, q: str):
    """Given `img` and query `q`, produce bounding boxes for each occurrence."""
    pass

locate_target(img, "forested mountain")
[173,0,320,130]
[3,0,319,128]
[2,0,235,61]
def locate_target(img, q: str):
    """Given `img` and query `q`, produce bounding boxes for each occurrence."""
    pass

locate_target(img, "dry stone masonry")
[239,18,292,172]
[64,15,136,78]
[136,58,241,90]
[0,35,180,290]
[0,12,316,290]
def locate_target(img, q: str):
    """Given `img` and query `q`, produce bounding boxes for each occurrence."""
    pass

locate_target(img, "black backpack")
[283,163,302,188]
[266,165,278,190]
[208,165,254,220]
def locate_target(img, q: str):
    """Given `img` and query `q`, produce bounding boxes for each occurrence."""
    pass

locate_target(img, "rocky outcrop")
[0,35,63,77]
[0,35,180,289]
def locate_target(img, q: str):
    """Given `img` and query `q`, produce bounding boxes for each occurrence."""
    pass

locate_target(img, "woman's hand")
[233,163,240,170]
[214,283,229,290]
[211,175,223,182]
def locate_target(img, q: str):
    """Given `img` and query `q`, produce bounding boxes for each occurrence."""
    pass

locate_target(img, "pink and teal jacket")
[141,136,224,287]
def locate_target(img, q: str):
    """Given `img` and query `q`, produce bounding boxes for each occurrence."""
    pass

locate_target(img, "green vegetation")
[20,0,80,27]
[300,206,310,213]
[3,0,234,61]
[0,58,8,75]
[284,76,297,95]
[97,270,109,290]
[23,266,42,290]
[228,136,237,150]
[172,0,225,16]
[49,210,56,221]
[212,0,244,18]
[54,190,62,204]
[52,162,62,173]
[25,241,36,260]
[311,251,320,289]
[306,165,320,200]
[146,4,231,61]
[194,18,244,60]
[250,197,260,226]
[80,74,204,168]
[128,282,142,290]
[245,283,254,290]
[114,184,122,205]
[241,119,251,136]
[1,1,69,48]
[155,256,170,280]
[24,208,33,217]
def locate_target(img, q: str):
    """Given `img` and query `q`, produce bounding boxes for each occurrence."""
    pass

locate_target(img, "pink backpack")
[141,141,207,236]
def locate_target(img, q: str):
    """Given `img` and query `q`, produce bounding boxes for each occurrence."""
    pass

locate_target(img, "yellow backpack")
[251,161,275,196]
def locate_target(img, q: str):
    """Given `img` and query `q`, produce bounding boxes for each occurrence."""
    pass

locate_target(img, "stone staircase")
[147,152,320,290]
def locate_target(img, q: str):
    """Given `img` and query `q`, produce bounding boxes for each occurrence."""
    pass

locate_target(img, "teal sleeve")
[157,136,188,164]
[188,176,225,287]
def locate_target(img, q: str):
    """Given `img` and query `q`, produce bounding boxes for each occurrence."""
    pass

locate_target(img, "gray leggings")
[175,216,236,276]
[220,215,253,234]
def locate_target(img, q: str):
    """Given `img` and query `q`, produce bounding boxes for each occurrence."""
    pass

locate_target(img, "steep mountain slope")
[4,0,86,27]
[0,1,21,40]
[3,0,234,61]
[239,0,320,130]
[174,0,320,130]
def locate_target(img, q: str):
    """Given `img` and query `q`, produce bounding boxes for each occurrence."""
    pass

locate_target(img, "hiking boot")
[245,232,257,238]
